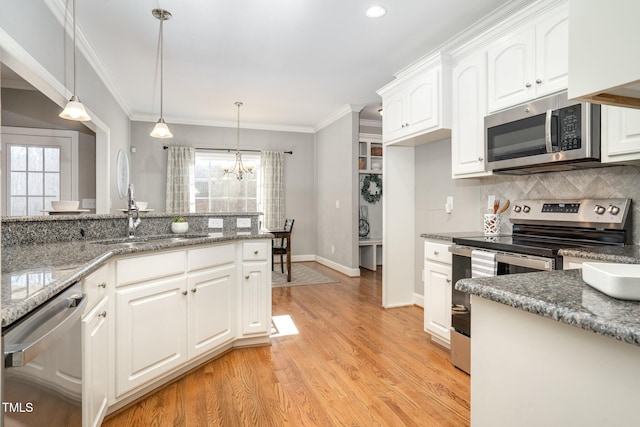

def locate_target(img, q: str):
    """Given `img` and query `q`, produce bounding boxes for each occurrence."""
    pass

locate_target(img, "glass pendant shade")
[59,95,91,121]
[150,118,174,138]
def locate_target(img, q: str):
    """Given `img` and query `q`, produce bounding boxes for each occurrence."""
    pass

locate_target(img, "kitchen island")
[456,269,640,427]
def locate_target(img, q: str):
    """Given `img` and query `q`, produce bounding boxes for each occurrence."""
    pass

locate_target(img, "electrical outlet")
[487,195,496,211]
[331,245,335,254]
[208,218,223,228]
[335,200,340,209]
[82,198,96,209]
[236,218,251,228]
[445,196,453,214]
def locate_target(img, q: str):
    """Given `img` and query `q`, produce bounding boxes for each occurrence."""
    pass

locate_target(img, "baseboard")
[314,255,361,277]
[414,293,424,308]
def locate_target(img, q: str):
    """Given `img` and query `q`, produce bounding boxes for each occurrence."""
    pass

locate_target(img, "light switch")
[237,218,251,228]
[208,218,223,228]
[335,200,340,209]
[82,198,96,209]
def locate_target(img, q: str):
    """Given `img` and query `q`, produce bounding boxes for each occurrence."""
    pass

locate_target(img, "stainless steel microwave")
[485,91,601,174]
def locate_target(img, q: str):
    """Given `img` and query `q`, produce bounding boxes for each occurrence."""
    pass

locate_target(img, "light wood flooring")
[103,262,470,426]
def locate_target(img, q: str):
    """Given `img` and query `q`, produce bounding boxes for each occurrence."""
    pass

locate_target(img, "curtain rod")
[163,146,292,155]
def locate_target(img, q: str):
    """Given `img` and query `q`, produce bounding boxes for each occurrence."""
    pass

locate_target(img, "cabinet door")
[241,261,271,336]
[187,265,236,359]
[602,106,640,163]
[82,297,109,427]
[535,3,568,97]
[424,261,452,346]
[488,26,536,112]
[452,52,490,177]
[115,276,188,397]
[382,91,405,142]
[406,68,439,133]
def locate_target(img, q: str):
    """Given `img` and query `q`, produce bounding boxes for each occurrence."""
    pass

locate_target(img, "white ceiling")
[52,0,515,131]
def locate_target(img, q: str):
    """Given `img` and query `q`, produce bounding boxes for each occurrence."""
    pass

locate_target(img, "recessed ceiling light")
[365,6,387,19]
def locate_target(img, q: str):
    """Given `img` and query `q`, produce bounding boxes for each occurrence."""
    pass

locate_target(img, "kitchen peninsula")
[456,268,640,427]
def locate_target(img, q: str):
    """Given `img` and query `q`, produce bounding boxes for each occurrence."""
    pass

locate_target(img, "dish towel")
[471,249,497,278]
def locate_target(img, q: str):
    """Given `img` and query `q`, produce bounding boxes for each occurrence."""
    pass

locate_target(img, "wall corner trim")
[314,104,365,132]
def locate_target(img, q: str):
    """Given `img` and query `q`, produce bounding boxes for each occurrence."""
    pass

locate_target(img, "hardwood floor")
[103,262,470,426]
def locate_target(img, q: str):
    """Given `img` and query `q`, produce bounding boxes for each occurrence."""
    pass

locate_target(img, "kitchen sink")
[92,234,209,246]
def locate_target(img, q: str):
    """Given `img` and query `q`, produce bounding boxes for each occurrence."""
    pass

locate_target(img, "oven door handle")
[4,286,86,368]
[495,253,554,271]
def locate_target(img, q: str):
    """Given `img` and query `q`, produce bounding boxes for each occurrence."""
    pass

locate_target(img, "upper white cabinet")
[601,106,640,163]
[451,51,490,178]
[378,53,451,146]
[568,0,640,109]
[487,2,568,112]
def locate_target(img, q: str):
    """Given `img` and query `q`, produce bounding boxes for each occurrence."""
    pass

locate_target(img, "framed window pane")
[11,172,27,196]
[28,197,44,215]
[44,147,60,172]
[10,197,27,216]
[28,172,44,196]
[44,173,60,197]
[28,146,43,171]
[10,146,27,171]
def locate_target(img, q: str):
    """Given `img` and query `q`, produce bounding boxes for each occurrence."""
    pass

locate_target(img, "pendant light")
[223,102,253,180]
[150,9,173,139]
[59,0,91,121]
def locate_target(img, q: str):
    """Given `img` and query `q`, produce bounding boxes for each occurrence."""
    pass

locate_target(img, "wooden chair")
[272,218,294,282]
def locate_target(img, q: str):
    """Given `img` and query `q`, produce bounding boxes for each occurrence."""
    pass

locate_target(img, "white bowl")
[51,200,79,211]
[135,201,148,211]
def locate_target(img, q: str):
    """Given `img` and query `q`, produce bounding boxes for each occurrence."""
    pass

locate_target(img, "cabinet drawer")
[116,250,186,286]
[82,264,109,310]
[188,244,235,271]
[243,241,269,261]
[425,241,452,264]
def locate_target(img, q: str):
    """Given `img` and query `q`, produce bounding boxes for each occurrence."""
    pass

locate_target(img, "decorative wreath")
[361,174,382,204]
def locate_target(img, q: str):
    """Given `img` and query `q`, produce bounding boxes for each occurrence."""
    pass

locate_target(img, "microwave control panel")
[558,105,581,151]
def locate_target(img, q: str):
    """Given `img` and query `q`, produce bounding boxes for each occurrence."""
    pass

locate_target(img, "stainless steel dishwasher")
[2,283,86,426]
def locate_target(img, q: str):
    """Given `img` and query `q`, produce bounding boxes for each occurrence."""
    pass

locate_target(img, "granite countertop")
[456,269,640,347]
[2,231,272,328]
[420,231,485,242]
[559,245,640,264]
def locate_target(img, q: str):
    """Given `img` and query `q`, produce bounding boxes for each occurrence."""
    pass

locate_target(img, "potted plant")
[171,217,189,234]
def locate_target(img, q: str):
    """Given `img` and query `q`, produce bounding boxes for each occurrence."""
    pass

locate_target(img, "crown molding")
[43,0,133,117]
[314,104,364,132]
[359,119,382,128]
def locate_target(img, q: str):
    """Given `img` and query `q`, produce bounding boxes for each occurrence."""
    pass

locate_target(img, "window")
[194,152,260,212]
[1,127,78,216]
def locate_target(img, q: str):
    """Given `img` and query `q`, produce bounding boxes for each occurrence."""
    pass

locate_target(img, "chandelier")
[224,102,253,180]
[150,8,173,138]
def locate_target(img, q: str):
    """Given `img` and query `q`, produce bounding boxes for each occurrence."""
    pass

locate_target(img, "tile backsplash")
[480,164,640,244]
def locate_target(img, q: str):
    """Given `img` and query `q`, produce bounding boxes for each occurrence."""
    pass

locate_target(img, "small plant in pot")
[171,217,189,234]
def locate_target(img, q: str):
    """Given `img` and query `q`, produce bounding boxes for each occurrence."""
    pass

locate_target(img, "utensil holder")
[484,214,500,235]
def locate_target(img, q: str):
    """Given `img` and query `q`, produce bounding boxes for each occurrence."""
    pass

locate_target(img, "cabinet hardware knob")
[98,282,107,288]
[536,79,542,84]
[446,279,452,283]
[245,275,250,279]
[99,311,107,318]
[182,290,188,295]
[401,124,405,128]
[478,157,483,161]
[254,250,259,255]
[191,288,197,293]
[433,251,439,255]
[525,82,532,88]
[405,123,410,127]
[525,107,530,113]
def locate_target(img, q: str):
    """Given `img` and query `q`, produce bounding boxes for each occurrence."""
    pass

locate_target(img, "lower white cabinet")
[241,241,271,336]
[602,105,640,163]
[423,240,453,348]
[82,296,110,427]
[115,275,188,397]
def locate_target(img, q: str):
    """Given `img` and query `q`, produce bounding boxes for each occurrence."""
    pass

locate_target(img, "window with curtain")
[260,150,285,229]
[194,152,260,212]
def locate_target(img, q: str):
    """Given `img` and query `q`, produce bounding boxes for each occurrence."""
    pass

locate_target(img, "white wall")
[314,112,359,274]
[129,121,317,257]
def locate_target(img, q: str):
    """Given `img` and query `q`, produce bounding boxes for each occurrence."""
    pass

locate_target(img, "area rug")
[272,263,338,287]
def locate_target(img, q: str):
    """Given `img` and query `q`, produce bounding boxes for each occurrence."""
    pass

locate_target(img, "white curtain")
[165,146,195,213]
[260,150,285,229]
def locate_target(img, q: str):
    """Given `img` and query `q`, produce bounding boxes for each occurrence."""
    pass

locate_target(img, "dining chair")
[272,218,294,281]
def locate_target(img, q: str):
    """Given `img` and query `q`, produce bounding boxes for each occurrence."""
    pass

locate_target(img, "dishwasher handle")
[4,286,86,368]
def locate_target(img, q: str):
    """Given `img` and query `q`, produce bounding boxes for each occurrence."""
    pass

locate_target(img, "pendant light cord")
[72,0,77,95]
[159,16,164,120]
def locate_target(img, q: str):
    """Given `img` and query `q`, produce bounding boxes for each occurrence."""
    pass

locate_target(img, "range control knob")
[594,205,606,215]
[522,205,531,213]
[514,205,522,213]
[608,205,620,215]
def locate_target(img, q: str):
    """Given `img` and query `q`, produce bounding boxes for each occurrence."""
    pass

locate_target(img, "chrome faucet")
[127,184,141,237]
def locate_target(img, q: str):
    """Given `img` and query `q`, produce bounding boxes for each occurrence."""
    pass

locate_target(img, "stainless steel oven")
[449,198,631,374]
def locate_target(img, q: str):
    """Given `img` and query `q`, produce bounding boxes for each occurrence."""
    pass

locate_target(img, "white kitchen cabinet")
[451,51,491,178]
[82,296,109,427]
[115,275,188,397]
[487,2,568,112]
[601,106,640,163]
[241,241,271,336]
[358,136,383,173]
[423,240,453,348]
[568,0,640,109]
[378,53,451,145]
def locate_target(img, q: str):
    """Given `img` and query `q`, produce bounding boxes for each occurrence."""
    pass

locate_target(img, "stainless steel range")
[449,198,631,374]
